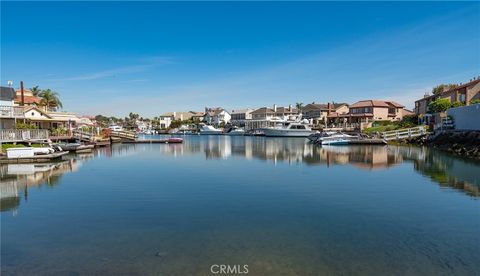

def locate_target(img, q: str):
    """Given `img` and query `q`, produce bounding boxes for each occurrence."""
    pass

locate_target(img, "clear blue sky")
[1,1,479,117]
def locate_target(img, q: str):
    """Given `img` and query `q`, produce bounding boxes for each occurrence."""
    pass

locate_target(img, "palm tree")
[30,86,42,96]
[295,102,304,110]
[39,89,63,111]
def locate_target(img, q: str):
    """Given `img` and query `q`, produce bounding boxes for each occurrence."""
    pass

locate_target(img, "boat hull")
[263,128,313,137]
[199,131,223,135]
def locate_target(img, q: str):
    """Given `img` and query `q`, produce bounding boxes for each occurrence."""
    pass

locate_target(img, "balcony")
[0,105,25,118]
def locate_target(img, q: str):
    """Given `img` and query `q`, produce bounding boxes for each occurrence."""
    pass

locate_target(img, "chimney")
[289,104,292,111]
[20,81,25,106]
[173,111,176,119]
[273,104,277,112]
[327,102,331,115]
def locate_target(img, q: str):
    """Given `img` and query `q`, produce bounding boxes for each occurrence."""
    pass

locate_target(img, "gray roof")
[0,87,16,101]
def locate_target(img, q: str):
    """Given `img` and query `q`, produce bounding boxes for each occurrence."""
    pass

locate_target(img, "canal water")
[1,136,479,276]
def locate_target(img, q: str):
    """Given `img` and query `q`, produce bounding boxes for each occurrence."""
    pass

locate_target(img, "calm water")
[1,136,479,276]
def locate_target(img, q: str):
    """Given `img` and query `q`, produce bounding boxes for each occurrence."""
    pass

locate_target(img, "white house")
[1,86,24,129]
[230,108,254,127]
[203,107,231,126]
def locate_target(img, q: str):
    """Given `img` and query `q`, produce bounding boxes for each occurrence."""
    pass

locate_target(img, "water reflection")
[156,136,480,197]
[1,137,478,214]
[0,159,80,213]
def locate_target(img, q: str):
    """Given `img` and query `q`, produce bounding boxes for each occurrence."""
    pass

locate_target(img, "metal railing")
[0,129,49,142]
[0,105,24,118]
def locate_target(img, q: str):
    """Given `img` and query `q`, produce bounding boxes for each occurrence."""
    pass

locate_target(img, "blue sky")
[1,1,479,117]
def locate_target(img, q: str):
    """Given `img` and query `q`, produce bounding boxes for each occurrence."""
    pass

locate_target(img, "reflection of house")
[1,86,24,129]
[327,100,413,129]
[203,107,231,126]
[230,109,254,127]
[14,89,41,107]
[414,78,480,115]
[23,106,79,129]
[302,103,349,126]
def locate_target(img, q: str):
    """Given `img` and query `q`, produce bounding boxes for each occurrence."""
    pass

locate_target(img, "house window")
[364,107,369,113]
[31,112,35,116]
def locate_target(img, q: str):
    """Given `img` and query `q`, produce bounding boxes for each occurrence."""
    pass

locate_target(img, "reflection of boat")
[263,122,313,137]
[225,127,245,136]
[199,125,223,135]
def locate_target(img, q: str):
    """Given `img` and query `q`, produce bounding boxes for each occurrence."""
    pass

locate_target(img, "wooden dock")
[381,126,428,141]
[349,138,387,145]
[0,151,69,164]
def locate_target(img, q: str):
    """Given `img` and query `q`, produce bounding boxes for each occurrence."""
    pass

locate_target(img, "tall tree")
[295,102,304,110]
[39,89,63,111]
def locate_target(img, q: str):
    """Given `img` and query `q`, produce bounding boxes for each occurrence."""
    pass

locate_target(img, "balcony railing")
[0,105,24,118]
[0,129,49,142]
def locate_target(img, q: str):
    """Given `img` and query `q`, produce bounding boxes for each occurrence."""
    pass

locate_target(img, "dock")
[122,139,183,144]
[0,151,69,164]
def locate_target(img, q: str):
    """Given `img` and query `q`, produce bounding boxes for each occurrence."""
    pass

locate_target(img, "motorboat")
[321,137,351,146]
[199,125,223,135]
[307,131,337,142]
[263,122,313,137]
[57,143,94,153]
[316,132,357,143]
[225,127,245,136]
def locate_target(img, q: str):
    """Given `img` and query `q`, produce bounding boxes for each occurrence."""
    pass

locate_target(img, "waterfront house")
[301,102,349,126]
[327,100,413,130]
[158,111,204,129]
[414,78,480,116]
[14,88,41,107]
[230,109,254,127]
[77,116,96,127]
[23,107,79,130]
[1,86,24,129]
[414,78,480,126]
[246,104,300,130]
[203,107,231,126]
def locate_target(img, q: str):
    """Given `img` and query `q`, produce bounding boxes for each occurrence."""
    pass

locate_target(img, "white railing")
[381,126,428,141]
[110,130,138,140]
[0,129,49,142]
[0,106,24,118]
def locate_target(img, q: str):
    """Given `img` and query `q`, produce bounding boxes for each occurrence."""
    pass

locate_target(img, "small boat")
[199,125,222,135]
[263,122,313,137]
[315,132,357,143]
[225,127,245,136]
[321,138,351,145]
[57,143,95,153]
[167,137,183,143]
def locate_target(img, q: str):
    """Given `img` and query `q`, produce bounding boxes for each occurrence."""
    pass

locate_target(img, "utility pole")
[20,81,25,106]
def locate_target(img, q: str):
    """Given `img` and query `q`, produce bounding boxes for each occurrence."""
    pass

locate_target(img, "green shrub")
[470,99,480,105]
[15,123,38,129]
[428,98,451,113]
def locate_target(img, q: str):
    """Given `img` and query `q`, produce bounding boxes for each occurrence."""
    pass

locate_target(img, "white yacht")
[263,122,313,137]
[225,127,245,136]
[108,124,123,132]
[199,125,223,135]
